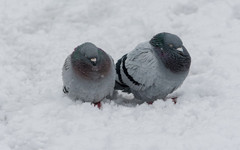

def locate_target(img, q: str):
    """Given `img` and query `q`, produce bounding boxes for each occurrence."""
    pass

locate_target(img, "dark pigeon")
[115,32,191,103]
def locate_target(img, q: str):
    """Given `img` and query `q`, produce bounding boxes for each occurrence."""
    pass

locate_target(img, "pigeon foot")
[92,102,102,109]
[172,97,177,104]
[147,101,154,105]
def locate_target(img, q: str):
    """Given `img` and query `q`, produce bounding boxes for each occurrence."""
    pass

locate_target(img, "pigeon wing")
[123,42,159,91]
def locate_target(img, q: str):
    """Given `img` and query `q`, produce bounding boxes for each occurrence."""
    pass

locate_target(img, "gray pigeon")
[62,42,115,107]
[115,32,191,104]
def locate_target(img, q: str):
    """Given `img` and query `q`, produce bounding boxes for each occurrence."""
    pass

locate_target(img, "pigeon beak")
[90,57,97,66]
[176,47,184,52]
[176,47,185,56]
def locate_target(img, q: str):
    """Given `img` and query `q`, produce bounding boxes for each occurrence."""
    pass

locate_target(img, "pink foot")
[172,97,177,104]
[147,101,154,105]
[92,102,102,109]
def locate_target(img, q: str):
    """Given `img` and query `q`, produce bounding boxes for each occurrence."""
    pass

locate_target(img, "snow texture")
[1,0,240,150]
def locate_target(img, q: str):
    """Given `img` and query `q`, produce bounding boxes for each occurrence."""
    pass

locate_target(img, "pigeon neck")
[71,51,112,80]
[158,50,191,73]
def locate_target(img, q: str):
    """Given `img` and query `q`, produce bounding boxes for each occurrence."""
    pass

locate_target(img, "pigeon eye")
[169,44,174,48]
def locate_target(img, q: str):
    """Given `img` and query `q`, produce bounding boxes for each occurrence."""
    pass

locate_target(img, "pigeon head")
[71,42,112,80]
[150,32,191,73]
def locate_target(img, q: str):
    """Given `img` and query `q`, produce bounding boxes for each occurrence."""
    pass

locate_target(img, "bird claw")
[92,102,102,109]
[171,97,177,104]
[147,101,154,105]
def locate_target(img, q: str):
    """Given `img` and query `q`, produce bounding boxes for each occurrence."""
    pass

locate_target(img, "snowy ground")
[1,0,240,149]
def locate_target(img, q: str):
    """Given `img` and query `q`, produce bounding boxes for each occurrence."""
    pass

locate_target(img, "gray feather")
[115,33,191,103]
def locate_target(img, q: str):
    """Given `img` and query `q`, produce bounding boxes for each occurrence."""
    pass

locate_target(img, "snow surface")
[1,0,240,149]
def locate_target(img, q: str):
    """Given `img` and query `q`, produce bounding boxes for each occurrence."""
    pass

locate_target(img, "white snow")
[1,0,240,149]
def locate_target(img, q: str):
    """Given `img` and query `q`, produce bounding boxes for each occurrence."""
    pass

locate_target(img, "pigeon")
[115,32,191,104]
[62,42,115,108]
